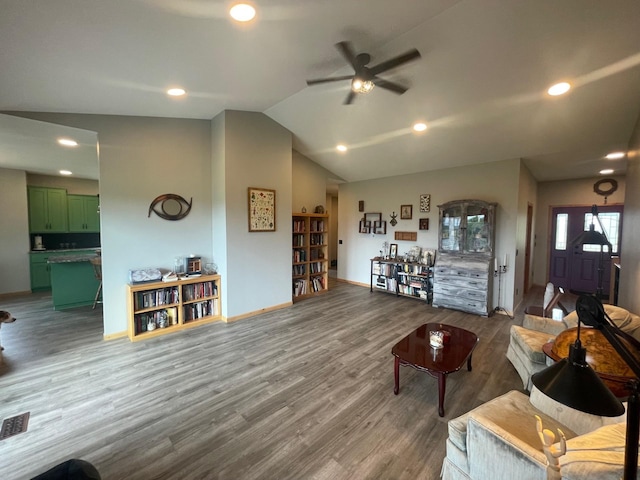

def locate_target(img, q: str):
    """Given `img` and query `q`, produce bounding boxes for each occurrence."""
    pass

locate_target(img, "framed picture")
[419,218,429,230]
[358,200,364,212]
[389,243,398,258]
[248,187,276,232]
[420,194,431,212]
[400,204,413,219]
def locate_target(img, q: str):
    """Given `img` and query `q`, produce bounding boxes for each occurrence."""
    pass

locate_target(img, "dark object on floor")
[0,412,29,440]
[32,459,101,480]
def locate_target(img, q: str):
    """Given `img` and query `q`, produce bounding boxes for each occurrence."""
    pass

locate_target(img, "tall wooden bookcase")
[292,212,329,301]
[126,274,222,341]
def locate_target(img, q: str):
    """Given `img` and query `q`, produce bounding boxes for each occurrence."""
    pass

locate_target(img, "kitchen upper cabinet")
[68,195,100,232]
[28,187,68,233]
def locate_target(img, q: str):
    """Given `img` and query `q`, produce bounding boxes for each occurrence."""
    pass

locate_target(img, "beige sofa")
[440,388,629,480]
[506,304,640,390]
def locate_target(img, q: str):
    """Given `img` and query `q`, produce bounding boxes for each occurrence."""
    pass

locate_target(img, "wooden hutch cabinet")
[432,199,497,316]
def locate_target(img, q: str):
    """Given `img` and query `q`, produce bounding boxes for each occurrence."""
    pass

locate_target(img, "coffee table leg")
[467,353,473,372]
[394,356,400,395]
[438,373,446,417]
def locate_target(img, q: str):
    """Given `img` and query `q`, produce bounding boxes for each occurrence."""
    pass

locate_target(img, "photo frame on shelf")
[359,220,371,234]
[389,243,398,258]
[419,218,429,230]
[400,204,413,219]
[248,187,276,232]
[374,220,387,235]
[420,194,431,212]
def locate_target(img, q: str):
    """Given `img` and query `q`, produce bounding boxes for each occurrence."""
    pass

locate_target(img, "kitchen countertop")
[48,254,100,264]
[30,247,101,254]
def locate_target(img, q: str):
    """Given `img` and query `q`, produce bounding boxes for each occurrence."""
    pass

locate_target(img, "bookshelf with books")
[292,212,329,301]
[127,274,222,341]
[370,258,433,303]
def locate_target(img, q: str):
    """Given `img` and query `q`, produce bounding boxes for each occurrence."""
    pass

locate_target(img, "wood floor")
[0,280,533,480]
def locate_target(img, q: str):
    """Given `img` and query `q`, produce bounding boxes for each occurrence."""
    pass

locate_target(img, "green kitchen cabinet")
[30,252,53,291]
[68,195,100,232]
[28,187,68,233]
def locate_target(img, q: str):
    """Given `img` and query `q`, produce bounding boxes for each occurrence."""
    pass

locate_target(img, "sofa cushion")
[558,422,633,480]
[563,305,640,342]
[530,386,626,436]
[467,390,577,454]
[510,326,554,365]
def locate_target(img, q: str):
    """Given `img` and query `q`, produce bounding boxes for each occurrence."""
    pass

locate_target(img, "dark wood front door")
[548,205,623,297]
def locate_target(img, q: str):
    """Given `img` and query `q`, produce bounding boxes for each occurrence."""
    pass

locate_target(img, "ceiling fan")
[306,41,421,105]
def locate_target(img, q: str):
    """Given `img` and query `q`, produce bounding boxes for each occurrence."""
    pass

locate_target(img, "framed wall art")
[419,218,429,230]
[400,204,413,219]
[389,243,398,258]
[420,194,431,212]
[248,187,276,232]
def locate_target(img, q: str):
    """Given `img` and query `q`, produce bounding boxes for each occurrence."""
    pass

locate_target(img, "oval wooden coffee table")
[543,327,637,398]
[392,323,479,417]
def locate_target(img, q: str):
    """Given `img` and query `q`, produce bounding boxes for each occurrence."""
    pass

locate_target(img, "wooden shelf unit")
[370,257,433,303]
[126,274,222,341]
[292,212,329,301]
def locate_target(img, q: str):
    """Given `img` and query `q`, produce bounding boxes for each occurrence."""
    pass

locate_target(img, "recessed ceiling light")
[413,122,428,132]
[336,144,347,152]
[605,151,625,160]
[230,3,256,22]
[167,88,186,97]
[599,169,614,175]
[57,138,78,147]
[547,82,571,96]
[59,170,73,176]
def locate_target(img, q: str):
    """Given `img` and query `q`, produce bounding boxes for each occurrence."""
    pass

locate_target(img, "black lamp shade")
[532,358,624,417]
[571,225,611,247]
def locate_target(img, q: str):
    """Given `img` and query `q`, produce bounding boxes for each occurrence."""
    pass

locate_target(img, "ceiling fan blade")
[335,41,359,69]
[343,90,357,105]
[373,78,408,95]
[369,49,421,76]
[306,75,354,86]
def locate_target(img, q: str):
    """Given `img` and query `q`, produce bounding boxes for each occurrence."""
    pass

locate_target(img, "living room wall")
[0,168,30,295]
[337,158,520,313]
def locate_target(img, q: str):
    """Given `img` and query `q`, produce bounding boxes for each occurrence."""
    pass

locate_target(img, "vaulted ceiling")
[1,0,639,183]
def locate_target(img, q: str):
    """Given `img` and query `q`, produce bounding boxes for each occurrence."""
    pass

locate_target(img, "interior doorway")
[524,203,533,294]
[548,204,623,297]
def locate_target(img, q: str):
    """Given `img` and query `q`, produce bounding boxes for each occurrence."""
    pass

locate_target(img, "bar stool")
[90,256,102,309]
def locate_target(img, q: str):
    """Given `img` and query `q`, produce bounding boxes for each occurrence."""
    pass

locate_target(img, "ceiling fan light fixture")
[230,3,256,22]
[547,82,571,96]
[351,78,374,94]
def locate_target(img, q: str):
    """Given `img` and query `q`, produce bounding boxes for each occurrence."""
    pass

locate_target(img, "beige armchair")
[506,303,640,391]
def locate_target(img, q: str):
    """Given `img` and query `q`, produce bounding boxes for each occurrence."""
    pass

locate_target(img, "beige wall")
[338,158,521,313]
[619,114,640,312]
[0,168,30,294]
[532,176,626,287]
[292,150,332,213]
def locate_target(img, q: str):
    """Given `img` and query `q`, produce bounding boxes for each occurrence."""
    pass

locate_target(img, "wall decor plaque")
[248,187,276,232]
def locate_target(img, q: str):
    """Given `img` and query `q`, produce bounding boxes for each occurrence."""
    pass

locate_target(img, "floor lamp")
[570,205,612,299]
[532,295,640,479]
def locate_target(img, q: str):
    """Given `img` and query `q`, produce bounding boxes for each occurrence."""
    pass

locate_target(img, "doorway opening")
[548,204,623,298]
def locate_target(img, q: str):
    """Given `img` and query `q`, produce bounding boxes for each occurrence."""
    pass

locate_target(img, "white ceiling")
[1,0,639,183]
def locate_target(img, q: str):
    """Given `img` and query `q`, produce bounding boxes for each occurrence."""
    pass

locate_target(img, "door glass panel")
[464,204,490,253]
[583,213,620,253]
[441,205,463,251]
[555,213,568,250]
